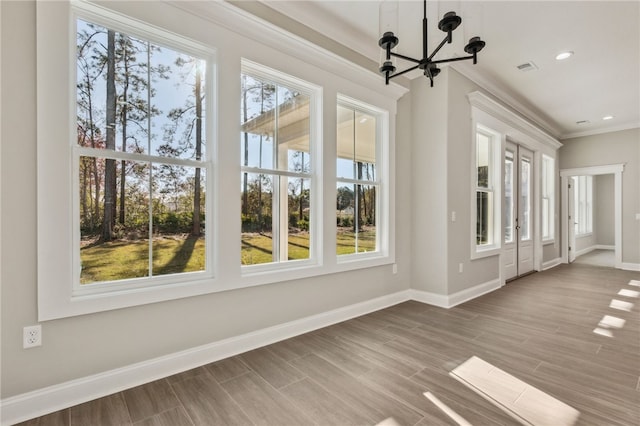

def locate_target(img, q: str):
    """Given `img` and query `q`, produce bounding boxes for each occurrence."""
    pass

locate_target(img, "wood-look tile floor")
[17,264,640,425]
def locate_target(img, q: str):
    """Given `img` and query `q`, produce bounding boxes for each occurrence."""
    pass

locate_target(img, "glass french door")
[503,141,534,281]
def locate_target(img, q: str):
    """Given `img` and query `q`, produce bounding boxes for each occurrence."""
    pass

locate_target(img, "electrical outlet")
[23,325,42,349]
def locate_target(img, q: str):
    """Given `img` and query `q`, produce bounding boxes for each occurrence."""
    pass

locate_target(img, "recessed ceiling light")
[555,51,574,61]
[602,115,614,120]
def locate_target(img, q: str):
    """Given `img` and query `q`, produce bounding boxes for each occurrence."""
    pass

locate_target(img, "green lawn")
[81,229,377,282]
[80,235,205,284]
[336,228,376,255]
[242,228,376,264]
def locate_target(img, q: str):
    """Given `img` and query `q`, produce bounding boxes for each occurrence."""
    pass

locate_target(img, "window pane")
[337,105,376,180]
[79,157,150,284]
[520,158,531,241]
[504,155,514,243]
[241,75,276,169]
[240,76,311,173]
[76,19,206,159]
[542,198,550,238]
[152,165,206,276]
[277,87,310,173]
[241,173,274,265]
[287,177,311,261]
[337,183,377,255]
[240,173,311,265]
[541,155,554,240]
[476,190,493,245]
[476,133,490,188]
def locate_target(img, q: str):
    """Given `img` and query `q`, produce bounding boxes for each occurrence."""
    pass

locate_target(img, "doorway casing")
[560,164,624,268]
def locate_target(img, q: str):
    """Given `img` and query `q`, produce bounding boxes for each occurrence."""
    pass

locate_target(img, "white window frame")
[336,96,388,262]
[471,124,502,258]
[36,1,401,320]
[240,59,322,274]
[541,154,555,242]
[37,1,217,320]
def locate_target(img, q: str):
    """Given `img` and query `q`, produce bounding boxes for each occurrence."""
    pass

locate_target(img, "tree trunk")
[119,44,129,225]
[192,60,202,237]
[102,29,117,241]
[356,162,364,232]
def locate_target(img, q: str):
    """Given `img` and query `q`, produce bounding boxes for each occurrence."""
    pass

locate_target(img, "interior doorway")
[560,164,624,269]
[503,141,534,281]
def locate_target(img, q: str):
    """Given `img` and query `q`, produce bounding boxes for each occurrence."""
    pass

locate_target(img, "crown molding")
[167,1,408,100]
[467,91,562,150]
[452,62,563,139]
[559,122,640,140]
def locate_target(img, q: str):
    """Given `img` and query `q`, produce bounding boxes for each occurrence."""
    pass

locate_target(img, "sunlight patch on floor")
[593,327,614,337]
[598,315,626,328]
[618,289,639,298]
[450,356,580,426]
[629,280,640,287]
[609,299,634,312]
[375,417,401,426]
[423,391,472,426]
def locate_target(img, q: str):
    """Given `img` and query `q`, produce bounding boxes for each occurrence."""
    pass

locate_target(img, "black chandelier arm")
[389,51,421,64]
[428,35,452,61]
[387,64,421,80]
[430,54,476,65]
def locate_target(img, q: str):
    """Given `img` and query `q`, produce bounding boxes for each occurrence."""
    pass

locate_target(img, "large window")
[37,1,397,320]
[541,155,555,241]
[476,130,494,246]
[74,17,212,293]
[573,175,593,236]
[37,1,217,319]
[336,99,381,256]
[240,62,319,268]
[473,125,501,255]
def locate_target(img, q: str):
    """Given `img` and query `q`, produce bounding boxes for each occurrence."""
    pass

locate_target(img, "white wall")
[560,128,640,264]
[410,74,449,295]
[0,0,411,400]
[446,69,500,293]
[595,174,615,246]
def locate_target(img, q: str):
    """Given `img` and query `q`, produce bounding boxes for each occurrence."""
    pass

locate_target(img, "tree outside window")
[76,18,209,284]
[240,68,315,266]
[336,102,379,256]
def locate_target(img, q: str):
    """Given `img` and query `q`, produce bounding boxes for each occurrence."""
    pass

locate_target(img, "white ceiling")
[263,1,640,139]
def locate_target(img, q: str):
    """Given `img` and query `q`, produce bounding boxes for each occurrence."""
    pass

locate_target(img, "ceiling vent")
[516,61,538,72]
[576,120,591,125]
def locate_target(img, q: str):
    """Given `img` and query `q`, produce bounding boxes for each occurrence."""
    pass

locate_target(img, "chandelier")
[379,0,486,87]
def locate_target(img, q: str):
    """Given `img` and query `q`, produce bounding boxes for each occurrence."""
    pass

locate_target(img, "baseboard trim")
[576,245,615,258]
[621,263,640,272]
[410,278,501,309]
[542,257,562,271]
[1,279,507,425]
[1,290,411,426]
[447,278,502,308]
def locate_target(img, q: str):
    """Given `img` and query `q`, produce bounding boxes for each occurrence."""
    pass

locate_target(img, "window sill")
[471,245,501,260]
